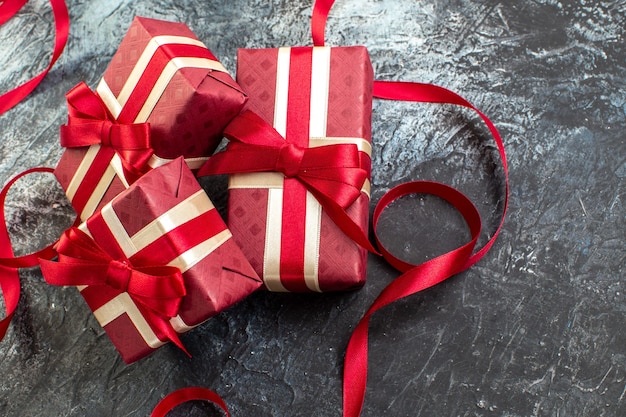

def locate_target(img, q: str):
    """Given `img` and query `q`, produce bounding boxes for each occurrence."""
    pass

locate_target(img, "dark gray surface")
[1,0,624,416]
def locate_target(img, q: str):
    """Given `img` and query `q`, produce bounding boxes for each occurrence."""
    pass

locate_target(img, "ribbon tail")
[312,191,379,254]
[149,314,190,357]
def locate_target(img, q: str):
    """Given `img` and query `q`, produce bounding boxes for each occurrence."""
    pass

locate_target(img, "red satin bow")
[199,110,377,252]
[60,82,153,182]
[39,227,189,354]
[200,110,367,209]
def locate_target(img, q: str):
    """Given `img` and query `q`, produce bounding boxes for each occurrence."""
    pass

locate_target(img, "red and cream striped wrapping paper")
[75,158,262,363]
[55,16,246,221]
[228,46,374,292]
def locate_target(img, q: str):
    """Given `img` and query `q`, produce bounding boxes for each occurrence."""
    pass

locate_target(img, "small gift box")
[55,16,246,221]
[42,158,262,363]
[200,46,374,292]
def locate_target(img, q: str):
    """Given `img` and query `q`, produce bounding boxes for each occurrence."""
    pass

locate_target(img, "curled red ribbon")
[151,387,231,417]
[199,110,377,253]
[0,0,69,115]
[60,82,154,182]
[40,227,189,354]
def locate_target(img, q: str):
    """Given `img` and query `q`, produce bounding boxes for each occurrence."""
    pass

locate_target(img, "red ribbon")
[199,110,377,253]
[0,0,69,115]
[151,387,231,417]
[40,227,190,355]
[0,168,69,339]
[312,3,509,417]
[61,82,154,182]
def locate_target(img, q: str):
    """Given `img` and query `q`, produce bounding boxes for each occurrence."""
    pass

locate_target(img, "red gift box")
[216,46,374,292]
[42,158,262,363]
[55,16,246,221]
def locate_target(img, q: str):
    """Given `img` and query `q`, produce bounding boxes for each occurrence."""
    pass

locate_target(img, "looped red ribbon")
[39,227,189,353]
[199,110,377,252]
[60,82,153,182]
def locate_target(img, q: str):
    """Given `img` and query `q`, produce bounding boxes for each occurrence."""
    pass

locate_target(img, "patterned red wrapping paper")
[51,158,262,364]
[228,46,373,292]
[55,16,246,221]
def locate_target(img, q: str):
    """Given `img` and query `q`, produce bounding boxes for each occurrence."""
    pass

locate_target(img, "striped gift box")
[55,16,246,221]
[51,158,262,363]
[226,46,374,292]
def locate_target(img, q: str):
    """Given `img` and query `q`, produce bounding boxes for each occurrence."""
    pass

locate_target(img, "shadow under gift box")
[55,16,246,222]
[225,46,373,293]
[43,158,262,364]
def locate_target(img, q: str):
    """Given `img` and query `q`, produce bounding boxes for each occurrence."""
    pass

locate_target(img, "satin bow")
[60,82,153,182]
[198,110,376,252]
[199,110,367,209]
[40,227,189,354]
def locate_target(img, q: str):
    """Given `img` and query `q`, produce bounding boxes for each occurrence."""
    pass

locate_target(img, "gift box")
[202,46,374,292]
[42,158,262,363]
[55,16,246,221]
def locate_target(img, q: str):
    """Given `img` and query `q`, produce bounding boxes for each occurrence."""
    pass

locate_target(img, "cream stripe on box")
[93,292,164,349]
[229,172,285,189]
[301,46,332,292]
[147,154,209,170]
[263,188,287,292]
[134,57,227,123]
[167,229,231,273]
[170,315,196,333]
[100,202,137,257]
[79,164,118,221]
[109,153,130,188]
[273,47,291,137]
[130,190,211,252]
[117,35,210,110]
[303,192,322,292]
[66,145,102,201]
[362,179,371,198]
[309,47,331,138]
[96,80,123,119]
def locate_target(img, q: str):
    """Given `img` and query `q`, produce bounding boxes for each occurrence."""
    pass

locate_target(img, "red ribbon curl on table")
[151,387,231,417]
[0,168,69,339]
[61,82,154,182]
[0,0,69,115]
[199,110,377,253]
[313,3,509,417]
[40,227,190,355]
[0,0,68,339]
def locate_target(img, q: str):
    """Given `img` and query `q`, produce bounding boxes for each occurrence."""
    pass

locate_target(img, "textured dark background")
[1,0,624,416]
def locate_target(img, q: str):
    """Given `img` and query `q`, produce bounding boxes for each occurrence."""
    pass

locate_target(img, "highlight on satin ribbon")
[0,0,69,115]
[150,387,231,417]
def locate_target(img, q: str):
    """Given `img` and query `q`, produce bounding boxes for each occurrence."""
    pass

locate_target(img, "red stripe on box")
[129,208,227,267]
[80,284,123,312]
[116,44,218,123]
[85,210,129,261]
[70,146,117,216]
[279,48,314,292]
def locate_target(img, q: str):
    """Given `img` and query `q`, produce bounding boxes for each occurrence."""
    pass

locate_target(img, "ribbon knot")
[40,227,189,355]
[106,259,132,292]
[198,110,377,253]
[276,143,305,177]
[60,82,154,182]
